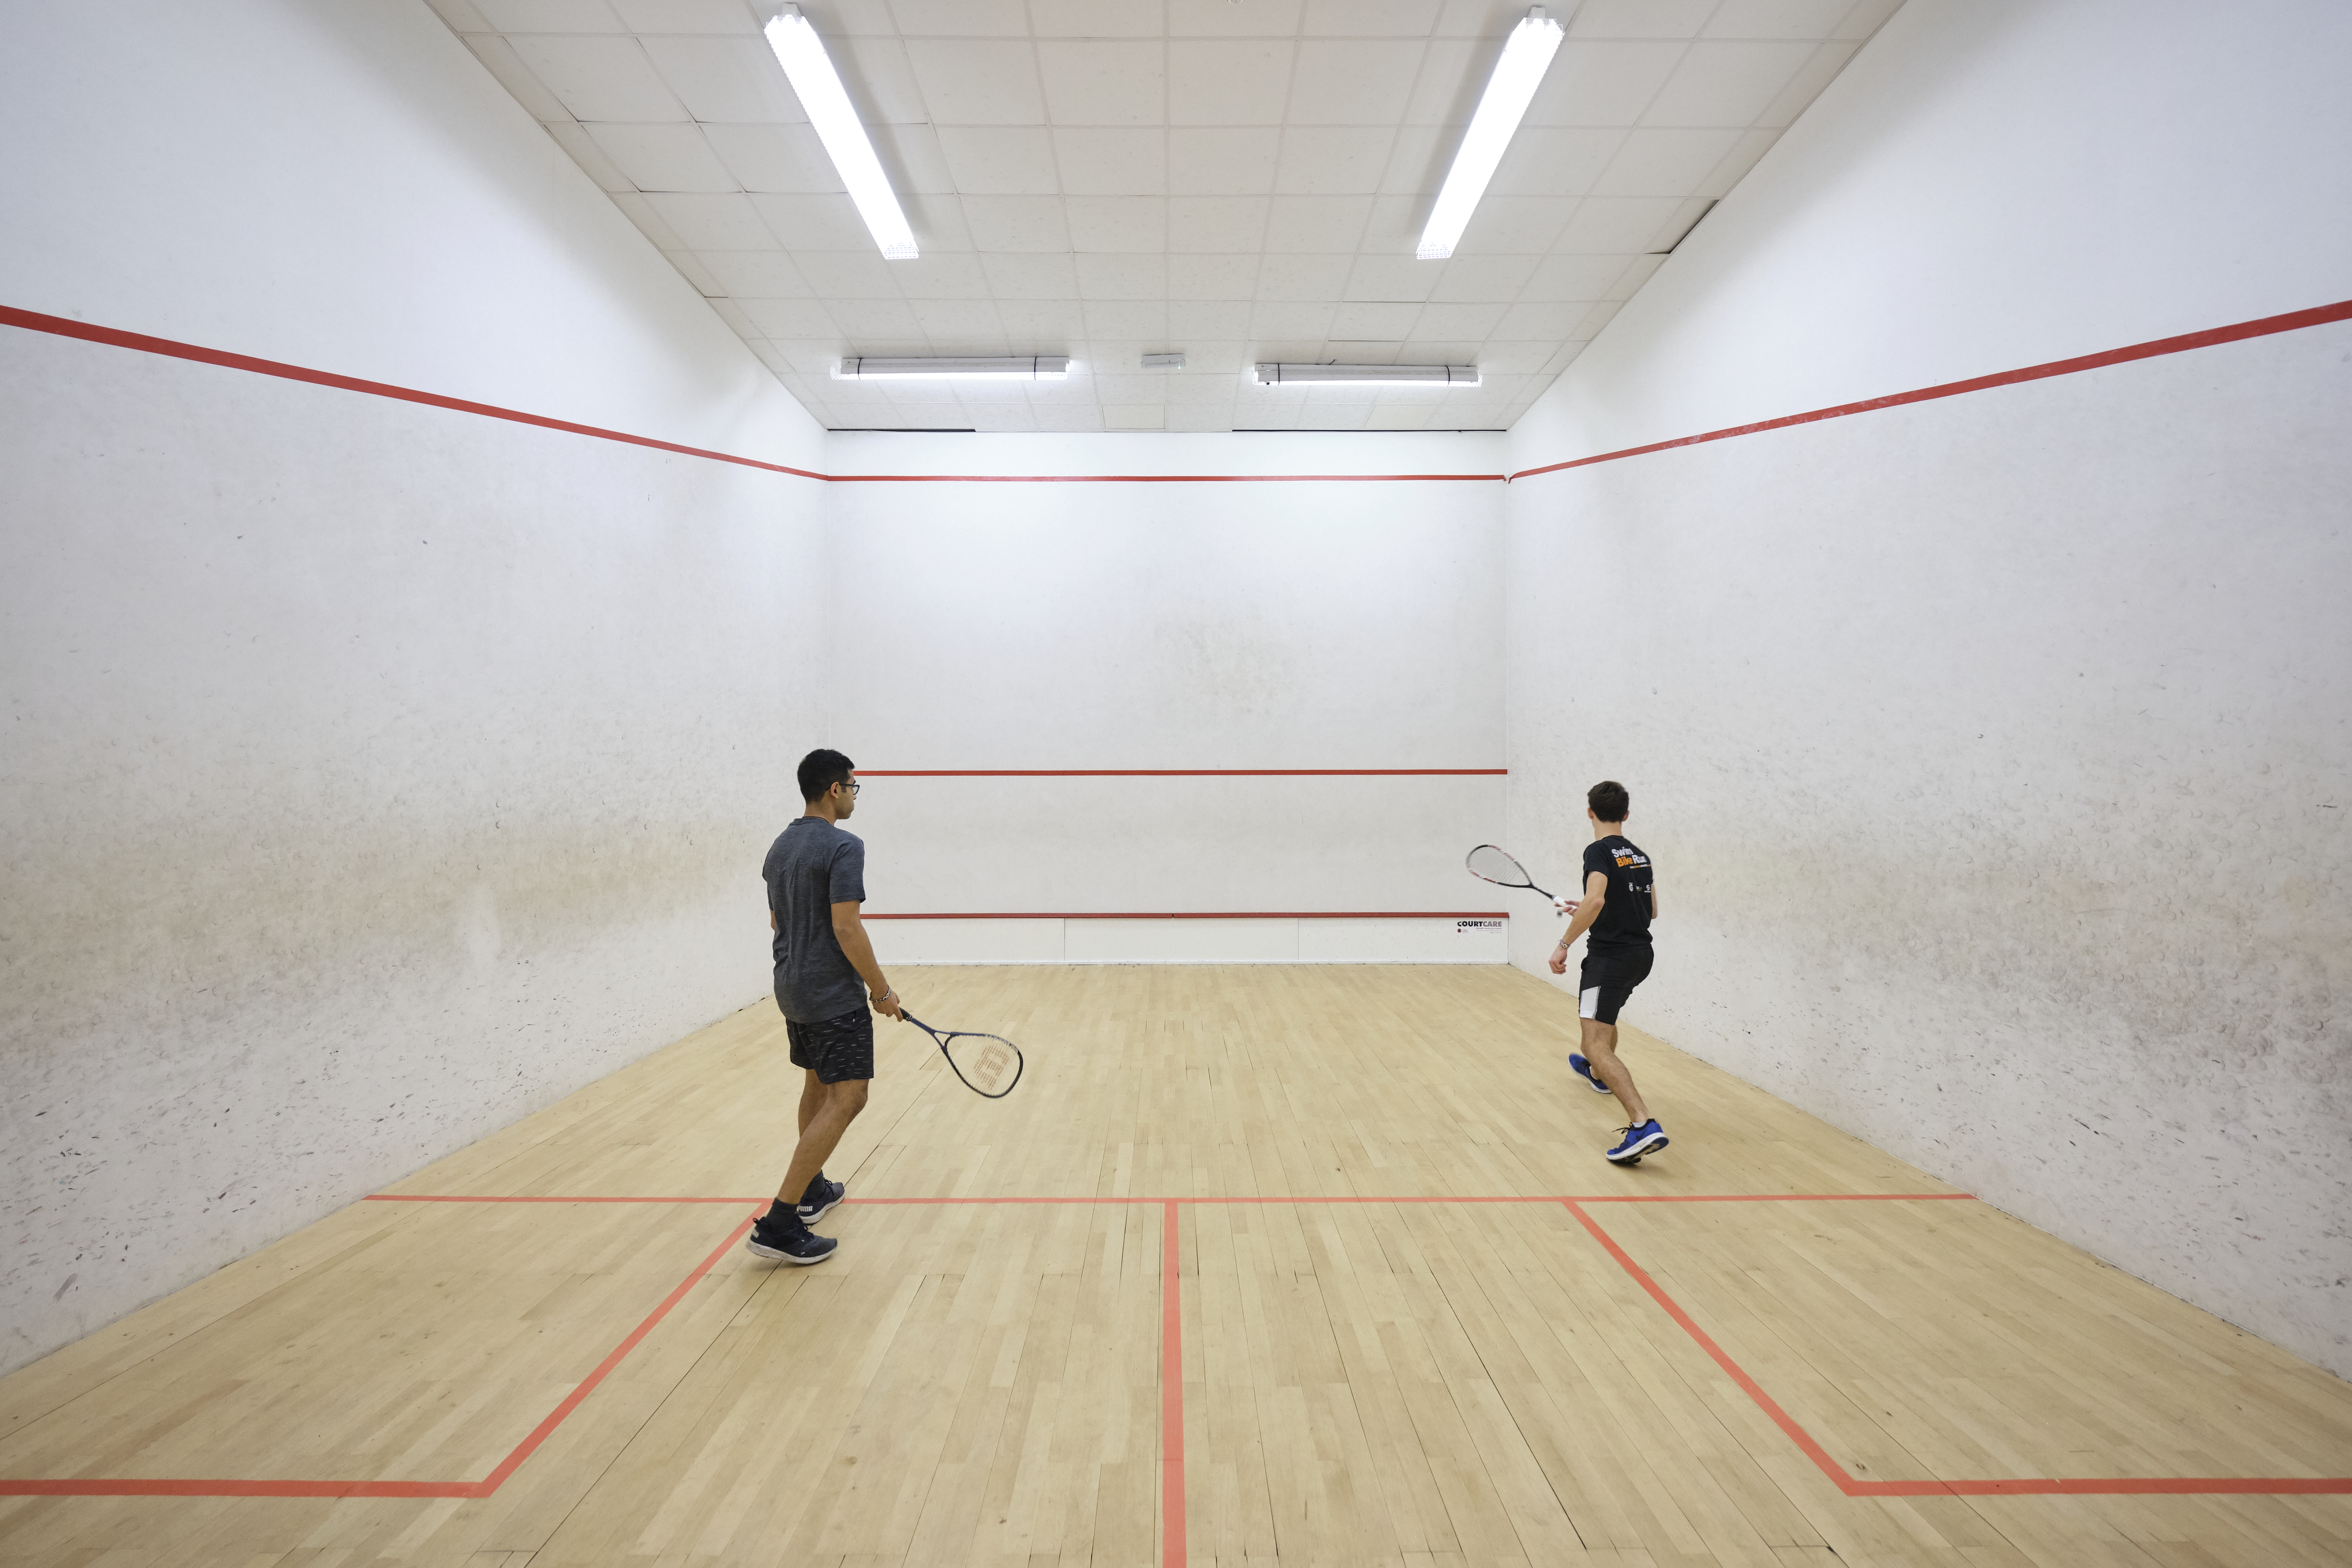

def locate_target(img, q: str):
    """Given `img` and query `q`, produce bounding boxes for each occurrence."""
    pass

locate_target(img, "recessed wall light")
[835,357,1073,380]
[1252,363,1481,386]
[763,7,918,261]
[1417,8,1565,261]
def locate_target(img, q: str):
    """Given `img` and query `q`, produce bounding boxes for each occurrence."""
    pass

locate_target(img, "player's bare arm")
[1548,870,1610,974]
[831,899,902,1020]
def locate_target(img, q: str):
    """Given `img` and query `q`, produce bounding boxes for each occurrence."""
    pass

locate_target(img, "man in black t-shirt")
[1546,780,1668,1163]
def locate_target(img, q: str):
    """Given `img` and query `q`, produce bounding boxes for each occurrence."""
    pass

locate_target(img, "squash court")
[5,966,2348,1565]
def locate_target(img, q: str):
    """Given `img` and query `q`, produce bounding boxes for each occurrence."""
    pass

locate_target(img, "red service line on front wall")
[8,1191,2344,1517]
[856,767,1507,776]
[860,910,1509,920]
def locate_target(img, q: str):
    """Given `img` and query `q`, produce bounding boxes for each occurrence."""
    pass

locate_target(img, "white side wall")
[1503,0,2352,1377]
[0,0,827,1376]
[829,432,1509,967]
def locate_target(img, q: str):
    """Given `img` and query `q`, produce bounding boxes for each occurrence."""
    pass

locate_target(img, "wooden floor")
[3,965,2349,1567]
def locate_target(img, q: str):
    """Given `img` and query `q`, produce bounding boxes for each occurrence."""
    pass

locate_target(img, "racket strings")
[1466,843,1534,888]
[942,1031,1021,1097]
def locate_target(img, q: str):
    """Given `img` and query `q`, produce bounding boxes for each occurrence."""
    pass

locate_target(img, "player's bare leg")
[774,1076,867,1210]
[1580,1018,1651,1125]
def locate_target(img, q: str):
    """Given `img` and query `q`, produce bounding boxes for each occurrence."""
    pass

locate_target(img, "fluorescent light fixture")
[1141,352,1185,370]
[835,356,1072,380]
[1416,7,1564,261]
[763,6,917,260]
[1253,363,1481,387]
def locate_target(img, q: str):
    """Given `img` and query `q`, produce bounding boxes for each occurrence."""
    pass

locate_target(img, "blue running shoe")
[1569,1054,1615,1094]
[1605,1120,1669,1164]
[798,1174,845,1224]
[745,1215,837,1265]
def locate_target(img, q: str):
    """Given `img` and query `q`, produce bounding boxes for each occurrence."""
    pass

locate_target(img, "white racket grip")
[1553,896,1579,917]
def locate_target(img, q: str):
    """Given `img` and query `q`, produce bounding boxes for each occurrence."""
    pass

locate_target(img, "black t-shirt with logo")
[1581,834,1654,952]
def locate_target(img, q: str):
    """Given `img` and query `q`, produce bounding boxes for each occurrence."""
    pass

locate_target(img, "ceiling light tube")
[1416,7,1564,261]
[763,6,918,260]
[1253,363,1480,386]
[836,356,1072,380]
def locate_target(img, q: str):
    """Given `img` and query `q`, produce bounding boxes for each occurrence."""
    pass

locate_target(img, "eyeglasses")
[843,781,861,795]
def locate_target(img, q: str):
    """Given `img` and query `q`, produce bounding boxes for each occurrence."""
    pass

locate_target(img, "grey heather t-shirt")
[763,816,868,1022]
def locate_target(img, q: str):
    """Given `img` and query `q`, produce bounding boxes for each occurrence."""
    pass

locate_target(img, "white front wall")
[1503,0,2352,1377]
[828,431,1509,966]
[0,0,827,1377]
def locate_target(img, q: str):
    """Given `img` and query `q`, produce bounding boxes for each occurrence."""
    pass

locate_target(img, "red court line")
[857,768,1507,776]
[1562,1199,2352,1499]
[1161,1201,1187,1568]
[0,1209,756,1499]
[1507,298,2352,482]
[830,472,1502,483]
[860,910,1509,920]
[360,1191,1967,1206]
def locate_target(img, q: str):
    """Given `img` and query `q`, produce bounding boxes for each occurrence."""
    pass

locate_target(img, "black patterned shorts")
[786,1005,875,1083]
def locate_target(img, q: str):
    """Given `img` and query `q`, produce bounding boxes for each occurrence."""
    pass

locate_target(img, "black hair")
[1588,779,1630,822]
[798,748,855,803]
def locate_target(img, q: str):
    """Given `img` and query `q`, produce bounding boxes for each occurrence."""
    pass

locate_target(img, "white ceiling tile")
[1084,302,1169,338]
[1166,194,1268,253]
[1516,252,1624,299]
[1273,128,1395,194]
[937,127,1061,194]
[1164,405,1234,432]
[827,298,925,338]
[1056,130,1167,195]
[1038,41,1165,125]
[1400,38,1481,126]
[642,191,775,249]
[1492,301,1595,338]
[610,0,756,31]
[1029,0,1165,36]
[1339,253,1441,302]
[961,196,1072,251]
[1571,300,1623,336]
[1365,406,1434,428]
[1361,194,1423,248]
[1524,42,1685,125]
[473,0,625,32]
[873,122,957,192]
[1103,405,1167,429]
[508,36,686,121]
[739,298,842,336]
[1380,123,1450,193]
[1167,260,1260,303]
[663,249,727,296]
[1169,0,1304,36]
[1330,302,1421,338]
[1427,253,1536,300]
[906,40,1047,124]
[908,298,1009,340]
[1068,197,1168,252]
[695,249,815,295]
[1604,252,1669,299]
[1566,0,1714,39]
[581,122,737,190]
[462,36,572,121]
[1287,41,1427,125]
[1548,195,1681,251]
[891,252,993,298]
[640,36,803,123]
[424,0,494,31]
[1410,301,1507,338]
[1302,0,1443,35]
[1486,128,1627,196]
[1691,126,1781,198]
[1832,0,1907,40]
[1263,195,1371,253]
[1455,194,1575,253]
[1169,129,1283,194]
[607,190,684,247]
[1169,41,1296,126]
[1250,300,1338,338]
[887,0,1029,35]
[792,250,908,298]
[1754,40,1860,126]
[1256,254,1354,300]
[703,123,842,192]
[1643,40,1817,125]
[1076,253,1167,299]
[1703,0,1856,38]
[829,37,931,122]
[750,191,876,249]
[902,192,977,251]
[983,255,1082,300]
[1591,128,1748,196]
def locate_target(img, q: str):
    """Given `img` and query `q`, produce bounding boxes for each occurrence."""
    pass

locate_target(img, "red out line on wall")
[1506,298,2352,482]
[856,768,1507,777]
[857,910,1510,920]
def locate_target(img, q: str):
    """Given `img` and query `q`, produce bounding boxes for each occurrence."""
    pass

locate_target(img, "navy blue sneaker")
[1605,1120,1669,1164]
[798,1175,846,1224]
[745,1216,837,1265]
[1568,1054,1615,1094]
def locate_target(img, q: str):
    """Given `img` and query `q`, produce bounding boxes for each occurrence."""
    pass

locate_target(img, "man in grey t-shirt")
[745,748,905,1266]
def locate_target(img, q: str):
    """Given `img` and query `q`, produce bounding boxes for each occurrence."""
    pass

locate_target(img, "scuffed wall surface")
[0,328,824,1374]
[1503,322,2352,1377]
